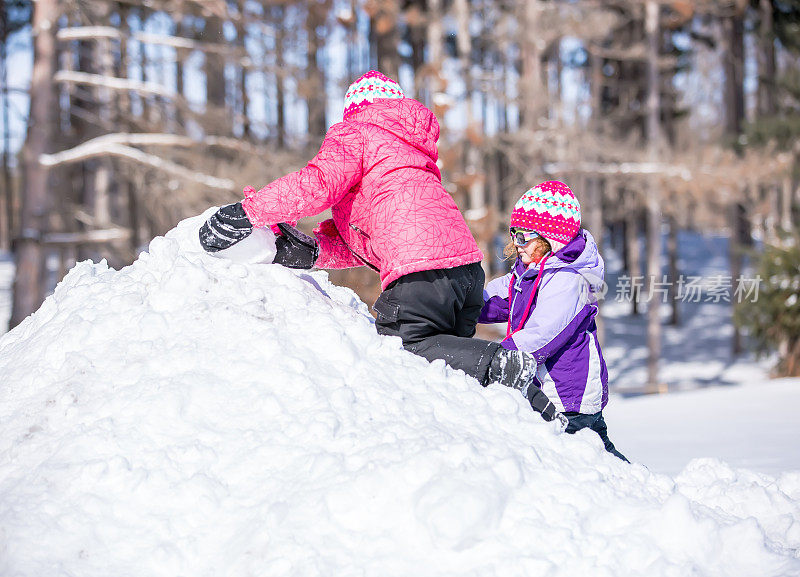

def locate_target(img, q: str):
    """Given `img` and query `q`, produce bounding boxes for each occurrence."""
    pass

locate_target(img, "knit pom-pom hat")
[343,71,405,120]
[510,181,581,253]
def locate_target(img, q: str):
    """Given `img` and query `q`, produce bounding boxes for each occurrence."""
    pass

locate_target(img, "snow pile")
[1,214,799,577]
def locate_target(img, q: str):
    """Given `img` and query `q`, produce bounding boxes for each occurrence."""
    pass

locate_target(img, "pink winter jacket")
[241,98,483,289]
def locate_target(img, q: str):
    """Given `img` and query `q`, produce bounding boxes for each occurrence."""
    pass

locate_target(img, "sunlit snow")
[0,213,798,576]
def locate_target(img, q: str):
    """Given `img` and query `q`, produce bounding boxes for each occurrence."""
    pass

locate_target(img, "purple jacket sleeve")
[508,269,591,362]
[479,273,512,324]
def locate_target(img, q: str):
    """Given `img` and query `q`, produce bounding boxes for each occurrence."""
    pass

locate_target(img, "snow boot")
[487,348,568,428]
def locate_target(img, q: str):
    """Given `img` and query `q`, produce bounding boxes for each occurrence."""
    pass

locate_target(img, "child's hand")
[273,222,319,269]
[199,202,253,252]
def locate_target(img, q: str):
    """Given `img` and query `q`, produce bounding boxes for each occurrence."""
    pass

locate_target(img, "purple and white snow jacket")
[479,230,608,414]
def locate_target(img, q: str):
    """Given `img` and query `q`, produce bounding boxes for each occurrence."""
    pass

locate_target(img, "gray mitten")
[199,202,253,253]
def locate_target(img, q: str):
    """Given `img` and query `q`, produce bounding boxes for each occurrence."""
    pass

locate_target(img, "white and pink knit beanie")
[510,181,581,253]
[343,71,405,120]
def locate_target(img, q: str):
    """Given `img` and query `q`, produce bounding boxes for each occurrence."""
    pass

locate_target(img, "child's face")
[516,236,550,266]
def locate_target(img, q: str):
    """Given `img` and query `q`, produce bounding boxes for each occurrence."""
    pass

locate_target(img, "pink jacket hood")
[347,99,440,161]
[242,98,483,289]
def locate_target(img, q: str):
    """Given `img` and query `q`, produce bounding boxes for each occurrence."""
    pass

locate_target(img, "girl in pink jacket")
[200,71,563,424]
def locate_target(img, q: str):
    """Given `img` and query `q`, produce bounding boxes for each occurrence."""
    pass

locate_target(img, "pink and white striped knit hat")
[510,181,581,251]
[343,71,405,120]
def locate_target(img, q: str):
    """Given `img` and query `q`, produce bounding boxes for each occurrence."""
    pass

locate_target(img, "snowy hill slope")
[1,214,799,577]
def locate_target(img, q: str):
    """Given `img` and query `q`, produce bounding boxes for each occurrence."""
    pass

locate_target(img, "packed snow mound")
[1,213,799,577]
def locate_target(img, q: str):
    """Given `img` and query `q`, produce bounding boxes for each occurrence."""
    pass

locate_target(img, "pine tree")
[735,230,800,376]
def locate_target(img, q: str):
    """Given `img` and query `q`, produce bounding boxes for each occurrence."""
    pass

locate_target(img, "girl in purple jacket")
[480,181,627,460]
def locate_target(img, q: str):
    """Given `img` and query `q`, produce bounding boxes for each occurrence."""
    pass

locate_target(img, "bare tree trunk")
[74,31,114,265]
[645,0,663,390]
[645,191,663,389]
[757,0,776,117]
[173,16,185,130]
[454,0,471,110]
[204,15,226,122]
[63,12,89,263]
[455,0,488,274]
[94,36,114,229]
[587,50,604,251]
[667,213,679,326]
[369,0,400,79]
[127,178,140,253]
[141,12,164,130]
[131,7,148,126]
[406,0,426,100]
[625,201,641,316]
[499,46,510,134]
[306,2,328,139]
[11,0,58,327]
[273,5,286,148]
[236,1,250,140]
[425,0,444,127]
[546,39,562,125]
[519,1,543,131]
[782,175,794,233]
[725,6,747,356]
[118,6,141,255]
[724,10,745,137]
[1,24,13,250]
[455,0,481,210]
[730,201,747,355]
[764,181,779,244]
[585,175,605,344]
[586,46,606,344]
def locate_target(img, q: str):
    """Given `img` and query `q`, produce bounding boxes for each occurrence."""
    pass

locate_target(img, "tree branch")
[57,27,122,41]
[40,135,237,191]
[543,157,790,182]
[43,228,132,246]
[40,132,259,156]
[134,31,246,58]
[56,27,247,60]
[54,70,173,98]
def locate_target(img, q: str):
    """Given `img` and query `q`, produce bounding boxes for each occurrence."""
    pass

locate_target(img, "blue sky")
[2,27,32,163]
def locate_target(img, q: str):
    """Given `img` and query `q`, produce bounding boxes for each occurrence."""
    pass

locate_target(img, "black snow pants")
[372,262,501,385]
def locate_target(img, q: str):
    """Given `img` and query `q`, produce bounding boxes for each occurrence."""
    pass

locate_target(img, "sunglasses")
[509,228,541,247]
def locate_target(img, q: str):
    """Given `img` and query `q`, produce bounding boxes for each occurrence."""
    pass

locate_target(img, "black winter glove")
[199,202,253,253]
[526,385,569,429]
[273,222,319,269]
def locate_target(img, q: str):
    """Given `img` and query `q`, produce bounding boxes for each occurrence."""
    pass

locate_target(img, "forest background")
[1,0,799,388]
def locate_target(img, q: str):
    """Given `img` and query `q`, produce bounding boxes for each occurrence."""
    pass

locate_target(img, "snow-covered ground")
[0,215,798,576]
[606,378,800,477]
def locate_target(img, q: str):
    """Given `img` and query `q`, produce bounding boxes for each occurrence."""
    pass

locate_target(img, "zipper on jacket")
[509,265,541,324]
[347,223,380,272]
[510,272,523,319]
[510,267,530,309]
[349,223,369,238]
